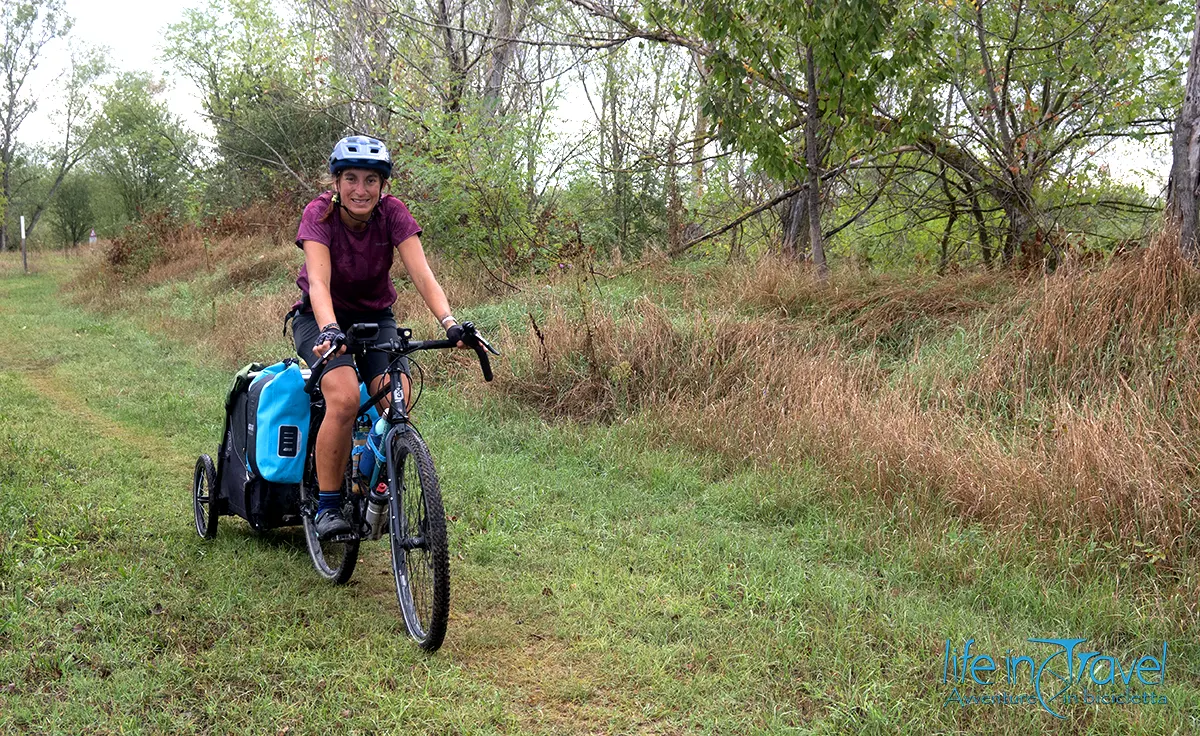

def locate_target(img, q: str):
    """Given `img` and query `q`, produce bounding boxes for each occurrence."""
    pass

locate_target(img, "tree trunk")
[666,75,691,255]
[780,188,808,259]
[483,0,516,111]
[691,50,707,201]
[666,134,682,253]
[804,39,827,277]
[963,179,992,268]
[435,0,468,116]
[1170,0,1200,260]
[1002,198,1040,267]
[938,164,958,274]
[605,54,627,256]
[0,143,10,252]
[1001,200,1022,265]
[998,172,1040,267]
[939,208,958,275]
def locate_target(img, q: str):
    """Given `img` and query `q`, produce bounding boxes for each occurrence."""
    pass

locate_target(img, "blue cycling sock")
[317,491,342,517]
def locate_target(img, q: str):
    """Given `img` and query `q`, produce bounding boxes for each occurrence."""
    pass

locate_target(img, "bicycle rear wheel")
[301,458,360,585]
[388,428,449,652]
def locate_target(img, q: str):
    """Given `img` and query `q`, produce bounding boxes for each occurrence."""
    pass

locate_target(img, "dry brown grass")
[730,256,1019,351]
[976,229,1200,407]
[502,243,1200,569]
[66,211,1200,568]
[389,249,515,323]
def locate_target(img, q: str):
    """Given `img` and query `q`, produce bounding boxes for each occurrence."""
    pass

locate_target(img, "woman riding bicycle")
[289,134,467,540]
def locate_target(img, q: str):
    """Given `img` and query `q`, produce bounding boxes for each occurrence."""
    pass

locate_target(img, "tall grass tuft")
[733,257,1018,353]
[976,227,1200,411]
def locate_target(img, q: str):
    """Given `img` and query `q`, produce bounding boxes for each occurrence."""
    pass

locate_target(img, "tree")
[571,0,938,272]
[51,170,91,248]
[920,0,1187,266]
[0,0,70,251]
[1170,0,1200,259]
[165,0,337,199]
[90,73,198,219]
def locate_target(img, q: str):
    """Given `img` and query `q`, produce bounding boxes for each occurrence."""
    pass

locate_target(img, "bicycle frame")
[302,321,497,534]
[352,330,418,492]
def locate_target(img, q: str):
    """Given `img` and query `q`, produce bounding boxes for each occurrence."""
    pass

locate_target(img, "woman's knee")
[320,367,359,422]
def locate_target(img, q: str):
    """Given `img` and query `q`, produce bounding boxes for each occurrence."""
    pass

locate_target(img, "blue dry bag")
[245,360,311,483]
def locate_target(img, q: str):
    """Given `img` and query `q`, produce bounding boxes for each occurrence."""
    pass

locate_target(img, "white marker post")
[20,215,27,274]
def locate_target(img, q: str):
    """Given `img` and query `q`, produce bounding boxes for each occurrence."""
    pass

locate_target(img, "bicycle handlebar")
[303,321,500,394]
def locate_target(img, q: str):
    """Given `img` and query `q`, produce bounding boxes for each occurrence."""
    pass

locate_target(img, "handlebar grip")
[475,346,493,382]
[304,357,327,393]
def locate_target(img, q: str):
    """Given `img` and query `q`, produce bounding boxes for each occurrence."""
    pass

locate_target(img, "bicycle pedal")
[325,533,359,543]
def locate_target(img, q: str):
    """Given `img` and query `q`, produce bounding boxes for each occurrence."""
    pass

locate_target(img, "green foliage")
[919,0,1190,258]
[50,171,92,247]
[396,102,557,268]
[647,0,936,183]
[0,0,72,239]
[64,0,1183,274]
[0,146,50,244]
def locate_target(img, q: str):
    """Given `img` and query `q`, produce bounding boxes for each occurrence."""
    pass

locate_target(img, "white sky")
[21,0,210,146]
[20,0,1170,192]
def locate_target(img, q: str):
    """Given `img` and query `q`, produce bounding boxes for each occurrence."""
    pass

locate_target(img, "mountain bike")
[300,321,498,651]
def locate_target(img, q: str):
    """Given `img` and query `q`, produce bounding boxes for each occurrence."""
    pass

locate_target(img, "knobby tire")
[389,428,450,652]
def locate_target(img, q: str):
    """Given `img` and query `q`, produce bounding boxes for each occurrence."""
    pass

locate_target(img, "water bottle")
[364,482,389,540]
[358,415,389,480]
[351,415,370,486]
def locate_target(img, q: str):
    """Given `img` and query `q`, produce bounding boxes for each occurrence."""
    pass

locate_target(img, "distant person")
[287,135,467,539]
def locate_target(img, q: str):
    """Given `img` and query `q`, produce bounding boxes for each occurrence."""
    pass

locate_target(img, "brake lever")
[462,321,501,356]
[304,335,348,394]
[319,339,342,361]
[478,335,501,356]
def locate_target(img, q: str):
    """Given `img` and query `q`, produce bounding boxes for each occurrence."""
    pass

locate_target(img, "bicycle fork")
[383,424,424,551]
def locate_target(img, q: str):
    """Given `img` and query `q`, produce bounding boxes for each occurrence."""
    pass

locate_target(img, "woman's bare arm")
[397,234,454,326]
[302,240,338,329]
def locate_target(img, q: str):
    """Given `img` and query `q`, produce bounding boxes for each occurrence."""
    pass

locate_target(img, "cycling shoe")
[315,508,352,540]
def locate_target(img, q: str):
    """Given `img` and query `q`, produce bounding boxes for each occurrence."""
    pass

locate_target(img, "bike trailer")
[194,360,311,534]
[193,361,383,538]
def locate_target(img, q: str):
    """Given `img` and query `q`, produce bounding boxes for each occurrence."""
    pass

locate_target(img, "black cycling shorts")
[291,307,409,386]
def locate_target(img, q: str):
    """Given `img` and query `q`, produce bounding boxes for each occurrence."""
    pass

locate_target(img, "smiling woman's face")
[336,168,383,221]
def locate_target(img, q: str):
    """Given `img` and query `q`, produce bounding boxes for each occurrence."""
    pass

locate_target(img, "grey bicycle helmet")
[328,135,392,178]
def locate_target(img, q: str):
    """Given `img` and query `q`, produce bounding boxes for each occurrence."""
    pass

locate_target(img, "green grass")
[1,255,1198,734]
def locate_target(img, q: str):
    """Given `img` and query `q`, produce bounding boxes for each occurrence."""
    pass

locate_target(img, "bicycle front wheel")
[388,428,449,652]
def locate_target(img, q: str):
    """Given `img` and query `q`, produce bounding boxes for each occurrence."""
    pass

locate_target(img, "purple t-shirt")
[294,192,422,312]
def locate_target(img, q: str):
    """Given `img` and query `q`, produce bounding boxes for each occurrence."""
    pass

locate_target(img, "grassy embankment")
[0,232,1198,734]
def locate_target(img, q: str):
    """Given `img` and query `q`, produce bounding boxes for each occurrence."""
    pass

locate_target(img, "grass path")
[1,257,1197,734]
